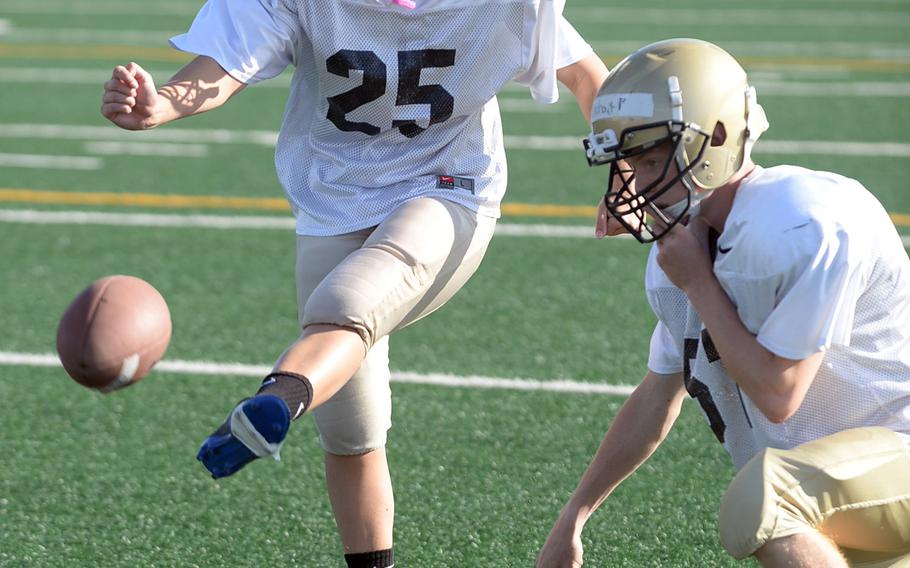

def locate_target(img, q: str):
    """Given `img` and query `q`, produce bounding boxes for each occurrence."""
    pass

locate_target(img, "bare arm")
[557,53,608,123]
[557,55,632,239]
[537,370,688,568]
[655,224,825,424]
[682,273,824,423]
[101,56,246,131]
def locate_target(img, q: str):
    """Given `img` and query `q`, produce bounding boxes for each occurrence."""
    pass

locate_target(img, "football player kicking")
[101,0,607,565]
[537,38,910,568]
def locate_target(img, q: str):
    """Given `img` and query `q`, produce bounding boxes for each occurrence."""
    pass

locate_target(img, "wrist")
[140,92,178,129]
[559,503,591,534]
[141,100,166,130]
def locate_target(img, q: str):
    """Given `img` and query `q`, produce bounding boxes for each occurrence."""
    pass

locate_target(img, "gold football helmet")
[584,38,769,242]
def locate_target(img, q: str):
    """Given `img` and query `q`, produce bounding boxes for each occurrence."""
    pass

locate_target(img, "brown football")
[56,275,172,392]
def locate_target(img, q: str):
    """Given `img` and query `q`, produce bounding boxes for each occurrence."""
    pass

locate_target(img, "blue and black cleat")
[197,394,291,479]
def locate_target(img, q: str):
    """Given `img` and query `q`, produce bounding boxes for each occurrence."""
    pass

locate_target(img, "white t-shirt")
[647,165,910,469]
[170,0,592,235]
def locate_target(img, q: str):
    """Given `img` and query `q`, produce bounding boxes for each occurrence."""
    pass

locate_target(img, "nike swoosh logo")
[717,245,733,254]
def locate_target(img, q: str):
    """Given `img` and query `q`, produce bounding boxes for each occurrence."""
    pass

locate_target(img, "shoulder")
[717,165,879,277]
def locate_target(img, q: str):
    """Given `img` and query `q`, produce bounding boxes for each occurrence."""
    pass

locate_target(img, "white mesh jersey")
[647,165,910,469]
[171,0,592,235]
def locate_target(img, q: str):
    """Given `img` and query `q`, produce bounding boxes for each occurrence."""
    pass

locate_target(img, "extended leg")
[273,323,368,410]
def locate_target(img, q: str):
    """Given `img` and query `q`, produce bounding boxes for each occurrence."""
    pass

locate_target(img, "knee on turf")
[718,448,819,559]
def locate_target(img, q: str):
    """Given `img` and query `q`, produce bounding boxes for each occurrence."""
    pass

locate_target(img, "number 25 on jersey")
[326,49,456,138]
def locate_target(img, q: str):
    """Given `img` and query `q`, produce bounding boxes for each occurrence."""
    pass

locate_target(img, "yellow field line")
[500,203,598,217]
[0,44,191,62]
[2,44,908,71]
[2,189,909,227]
[0,189,288,211]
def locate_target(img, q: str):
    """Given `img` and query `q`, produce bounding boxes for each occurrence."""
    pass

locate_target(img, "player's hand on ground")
[101,62,159,130]
[536,522,585,568]
[654,220,714,292]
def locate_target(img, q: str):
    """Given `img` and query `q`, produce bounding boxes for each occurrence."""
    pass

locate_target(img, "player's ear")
[711,122,727,147]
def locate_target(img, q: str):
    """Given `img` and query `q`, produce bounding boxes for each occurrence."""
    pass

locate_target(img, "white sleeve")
[648,321,684,375]
[169,0,300,85]
[513,0,593,104]
[554,18,594,69]
[755,225,863,360]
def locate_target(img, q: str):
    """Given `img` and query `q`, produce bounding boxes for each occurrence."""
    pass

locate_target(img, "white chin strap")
[659,180,706,222]
[660,197,700,221]
[744,85,769,161]
[662,85,768,222]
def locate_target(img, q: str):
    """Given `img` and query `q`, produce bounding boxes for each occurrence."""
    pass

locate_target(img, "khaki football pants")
[294,197,496,455]
[719,427,910,567]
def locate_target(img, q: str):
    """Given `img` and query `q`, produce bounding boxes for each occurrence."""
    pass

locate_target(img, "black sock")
[256,371,313,420]
[344,548,394,568]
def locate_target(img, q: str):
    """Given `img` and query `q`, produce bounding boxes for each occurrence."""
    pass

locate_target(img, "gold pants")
[295,197,496,455]
[719,427,910,566]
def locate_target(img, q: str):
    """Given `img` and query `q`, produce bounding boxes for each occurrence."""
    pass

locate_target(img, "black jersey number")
[683,336,726,443]
[325,49,456,138]
[326,50,386,136]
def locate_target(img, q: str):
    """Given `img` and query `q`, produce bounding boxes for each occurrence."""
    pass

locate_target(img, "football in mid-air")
[56,275,172,392]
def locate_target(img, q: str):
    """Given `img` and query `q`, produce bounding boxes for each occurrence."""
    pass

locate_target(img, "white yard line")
[757,141,910,158]
[4,67,910,98]
[499,83,910,111]
[503,136,910,158]
[0,209,297,230]
[0,351,637,396]
[0,209,598,237]
[1,22,908,59]
[757,82,910,97]
[0,27,177,45]
[0,153,102,170]
[497,99,565,112]
[1,124,908,158]
[496,223,595,238]
[0,1,196,16]
[0,67,293,88]
[1,210,907,249]
[12,67,908,98]
[589,40,910,59]
[570,8,910,28]
[0,123,280,146]
[84,141,209,158]
[0,0,905,16]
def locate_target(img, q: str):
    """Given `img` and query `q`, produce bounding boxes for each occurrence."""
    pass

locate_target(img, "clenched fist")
[101,62,159,131]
